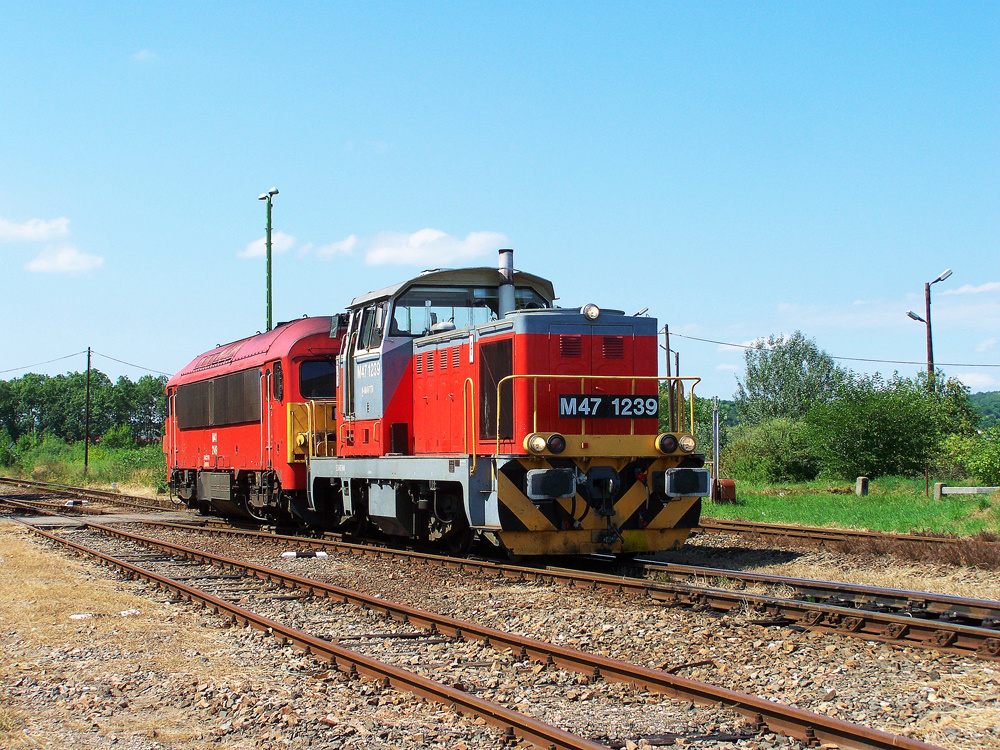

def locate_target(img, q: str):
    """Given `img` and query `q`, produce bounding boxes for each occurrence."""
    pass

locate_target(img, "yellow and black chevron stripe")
[495,455,702,556]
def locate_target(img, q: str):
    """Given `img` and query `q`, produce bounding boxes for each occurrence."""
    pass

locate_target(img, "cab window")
[355,301,388,351]
[300,360,337,399]
[389,285,549,336]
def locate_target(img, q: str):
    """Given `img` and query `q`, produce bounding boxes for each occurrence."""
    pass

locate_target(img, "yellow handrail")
[493,374,701,454]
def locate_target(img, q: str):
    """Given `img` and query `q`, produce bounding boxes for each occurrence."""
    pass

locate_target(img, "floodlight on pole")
[258,188,279,331]
[906,268,953,392]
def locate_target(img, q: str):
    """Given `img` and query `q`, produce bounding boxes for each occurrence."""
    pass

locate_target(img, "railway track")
[23,520,944,750]
[142,519,1000,660]
[633,558,1000,630]
[0,494,105,516]
[0,476,176,511]
[696,517,1000,552]
[6,478,1000,658]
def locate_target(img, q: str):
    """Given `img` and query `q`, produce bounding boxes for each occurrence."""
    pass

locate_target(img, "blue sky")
[1,2,997,398]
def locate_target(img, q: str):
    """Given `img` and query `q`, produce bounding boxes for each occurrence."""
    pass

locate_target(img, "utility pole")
[923,281,935,391]
[258,188,279,331]
[663,325,674,432]
[907,269,951,393]
[713,396,720,483]
[84,347,91,477]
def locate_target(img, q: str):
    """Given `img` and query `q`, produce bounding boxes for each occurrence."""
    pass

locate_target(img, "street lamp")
[906,268,952,392]
[258,188,279,331]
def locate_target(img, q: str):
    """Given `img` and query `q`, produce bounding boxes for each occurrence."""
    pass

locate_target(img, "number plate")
[558,395,659,418]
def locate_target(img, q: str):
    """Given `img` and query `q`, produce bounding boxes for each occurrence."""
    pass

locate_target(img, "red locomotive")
[165,250,709,556]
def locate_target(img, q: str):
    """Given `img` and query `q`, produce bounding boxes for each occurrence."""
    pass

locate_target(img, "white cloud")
[25,245,103,273]
[316,234,357,259]
[943,282,1000,295]
[0,216,70,242]
[132,49,158,63]
[976,338,997,353]
[715,363,739,371]
[955,372,1000,392]
[364,229,507,266]
[239,230,296,258]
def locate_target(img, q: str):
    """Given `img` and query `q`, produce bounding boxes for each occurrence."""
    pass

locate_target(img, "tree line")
[690,331,999,485]
[0,370,167,449]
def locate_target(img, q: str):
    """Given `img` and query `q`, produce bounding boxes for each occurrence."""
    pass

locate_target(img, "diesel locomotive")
[165,249,710,556]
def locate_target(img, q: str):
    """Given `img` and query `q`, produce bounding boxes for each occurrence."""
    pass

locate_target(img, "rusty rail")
[69,521,947,750]
[0,476,175,511]
[140,519,1000,661]
[21,521,604,750]
[697,517,1000,550]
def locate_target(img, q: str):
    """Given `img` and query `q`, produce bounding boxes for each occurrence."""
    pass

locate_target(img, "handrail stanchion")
[463,378,477,476]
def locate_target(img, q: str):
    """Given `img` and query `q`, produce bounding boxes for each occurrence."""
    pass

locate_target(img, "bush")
[721,418,818,483]
[100,423,135,450]
[939,434,980,480]
[0,428,15,467]
[805,374,939,479]
[944,427,1000,486]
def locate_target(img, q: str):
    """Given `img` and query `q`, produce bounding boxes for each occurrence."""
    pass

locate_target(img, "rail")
[24,522,603,750]
[140,519,1000,660]
[494,375,700,454]
[65,521,945,750]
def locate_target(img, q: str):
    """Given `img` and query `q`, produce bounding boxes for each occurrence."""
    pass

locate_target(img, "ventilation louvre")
[559,335,583,358]
[602,336,625,359]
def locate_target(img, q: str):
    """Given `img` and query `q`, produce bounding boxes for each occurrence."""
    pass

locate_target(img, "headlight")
[580,303,600,320]
[546,433,567,454]
[655,434,678,454]
[526,434,548,453]
[679,435,696,452]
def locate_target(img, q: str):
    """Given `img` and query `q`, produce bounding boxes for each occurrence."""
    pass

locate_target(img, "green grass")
[1,436,167,493]
[704,477,1000,536]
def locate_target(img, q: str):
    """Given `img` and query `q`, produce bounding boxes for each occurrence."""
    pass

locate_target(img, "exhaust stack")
[498,248,515,317]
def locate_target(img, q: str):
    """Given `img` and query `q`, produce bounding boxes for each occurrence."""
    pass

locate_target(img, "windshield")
[389,285,548,336]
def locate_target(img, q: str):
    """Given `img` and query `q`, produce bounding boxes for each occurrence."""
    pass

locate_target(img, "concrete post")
[855,477,869,497]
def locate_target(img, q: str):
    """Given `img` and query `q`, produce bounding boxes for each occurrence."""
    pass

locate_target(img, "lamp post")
[906,268,952,392]
[258,187,279,331]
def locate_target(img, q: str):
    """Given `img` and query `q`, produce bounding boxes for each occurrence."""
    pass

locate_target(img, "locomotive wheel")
[445,528,475,556]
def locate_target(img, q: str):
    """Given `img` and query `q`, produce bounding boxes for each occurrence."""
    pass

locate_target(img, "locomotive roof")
[167,316,336,385]
[348,267,556,309]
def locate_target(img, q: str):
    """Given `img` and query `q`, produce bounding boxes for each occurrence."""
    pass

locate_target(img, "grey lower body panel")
[308,455,500,528]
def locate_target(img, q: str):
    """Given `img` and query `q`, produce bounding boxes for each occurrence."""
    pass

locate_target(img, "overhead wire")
[92,351,171,377]
[0,350,171,378]
[0,351,87,375]
[669,332,1000,369]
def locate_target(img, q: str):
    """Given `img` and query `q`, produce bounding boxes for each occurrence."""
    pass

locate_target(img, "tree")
[805,373,938,478]
[735,331,844,426]
[970,391,1000,428]
[916,370,981,437]
[0,369,166,444]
